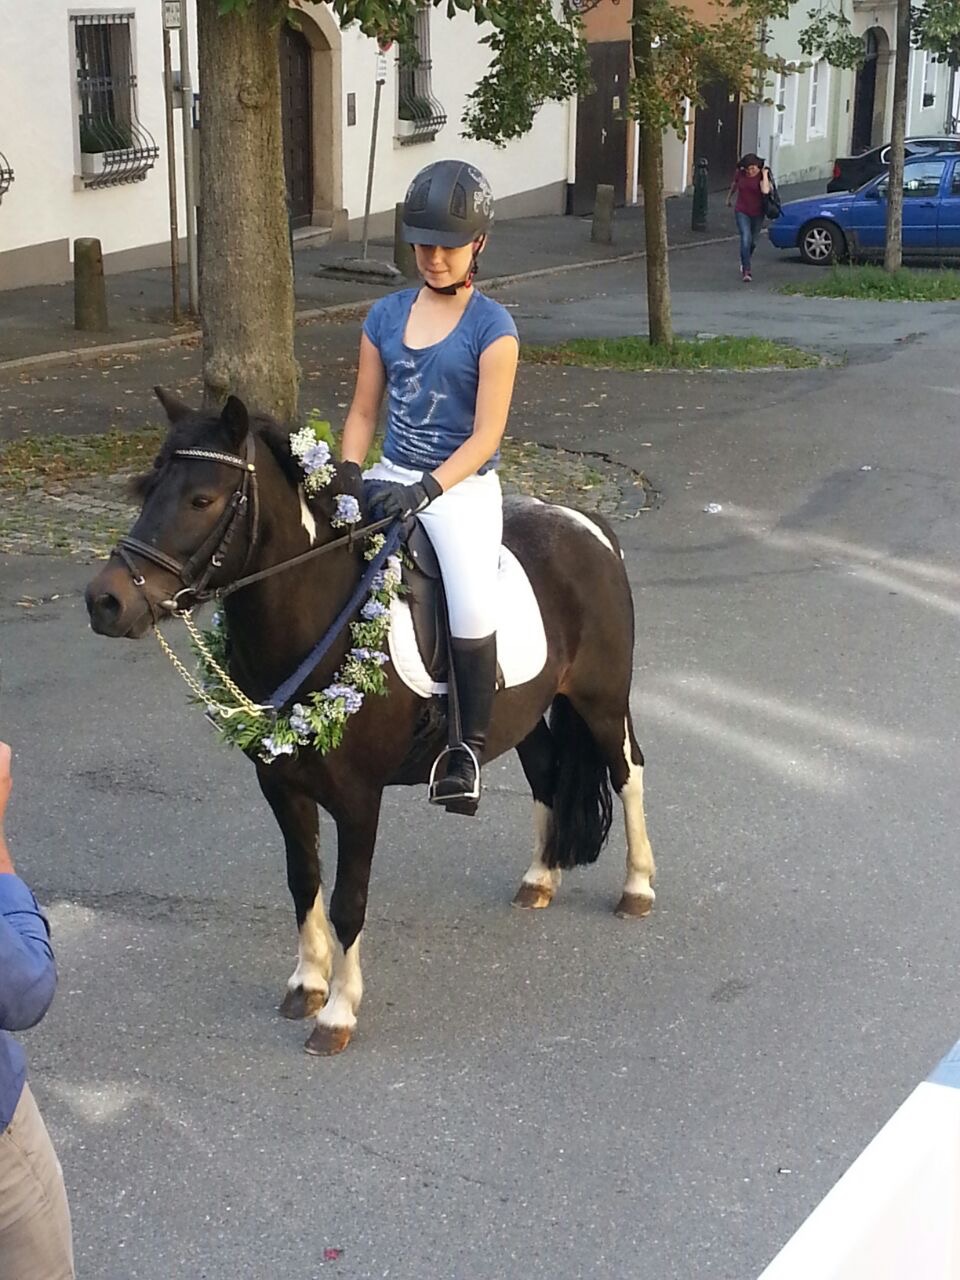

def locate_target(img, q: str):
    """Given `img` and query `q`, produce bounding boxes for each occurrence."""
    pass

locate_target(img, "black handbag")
[763,179,783,220]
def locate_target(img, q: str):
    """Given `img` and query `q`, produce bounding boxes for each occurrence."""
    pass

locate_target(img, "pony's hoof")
[304,1023,353,1056]
[615,892,654,919]
[279,986,328,1020]
[512,882,555,910]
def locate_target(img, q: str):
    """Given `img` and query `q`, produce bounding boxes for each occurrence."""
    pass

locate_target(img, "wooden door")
[573,41,631,216]
[694,81,741,190]
[280,25,313,228]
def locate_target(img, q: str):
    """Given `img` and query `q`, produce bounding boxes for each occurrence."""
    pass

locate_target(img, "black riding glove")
[368,472,443,521]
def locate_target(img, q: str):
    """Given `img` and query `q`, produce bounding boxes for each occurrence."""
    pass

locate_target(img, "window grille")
[73,13,158,188]
[0,150,13,203]
[397,8,446,145]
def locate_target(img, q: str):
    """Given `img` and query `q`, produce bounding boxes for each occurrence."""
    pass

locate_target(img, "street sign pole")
[161,3,181,322]
[361,49,389,261]
[177,2,198,314]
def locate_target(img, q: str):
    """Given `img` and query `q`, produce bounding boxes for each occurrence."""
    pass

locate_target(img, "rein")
[113,433,402,717]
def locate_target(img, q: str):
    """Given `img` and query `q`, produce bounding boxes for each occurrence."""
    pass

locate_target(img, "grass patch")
[521,335,820,370]
[781,265,960,301]
[0,427,165,494]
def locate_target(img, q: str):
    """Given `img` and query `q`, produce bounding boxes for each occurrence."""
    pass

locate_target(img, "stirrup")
[428,742,481,806]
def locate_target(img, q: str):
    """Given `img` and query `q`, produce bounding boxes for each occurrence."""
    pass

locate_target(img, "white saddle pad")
[388,545,547,699]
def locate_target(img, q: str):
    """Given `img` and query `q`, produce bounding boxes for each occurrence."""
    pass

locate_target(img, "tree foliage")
[912,0,960,69]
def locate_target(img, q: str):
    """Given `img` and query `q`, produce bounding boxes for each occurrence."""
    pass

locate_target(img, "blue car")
[769,152,960,265]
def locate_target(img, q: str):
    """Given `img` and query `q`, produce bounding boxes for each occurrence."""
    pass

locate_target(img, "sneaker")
[742,271,752,283]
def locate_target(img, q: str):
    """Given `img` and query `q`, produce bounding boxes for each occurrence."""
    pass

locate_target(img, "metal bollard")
[73,238,108,331]
[394,202,418,278]
[591,184,615,245]
[691,158,709,232]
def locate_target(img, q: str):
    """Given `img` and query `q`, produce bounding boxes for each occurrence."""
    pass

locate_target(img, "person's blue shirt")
[363,287,519,473]
[0,873,56,1130]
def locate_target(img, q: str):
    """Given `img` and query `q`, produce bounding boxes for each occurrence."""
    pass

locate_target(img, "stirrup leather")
[428,743,481,805]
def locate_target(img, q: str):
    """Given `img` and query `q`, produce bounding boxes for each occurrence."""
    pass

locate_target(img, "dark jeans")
[735,211,764,272]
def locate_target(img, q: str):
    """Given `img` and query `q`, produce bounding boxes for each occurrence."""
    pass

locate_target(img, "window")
[877,160,945,198]
[397,7,446,145]
[921,51,936,109]
[807,60,828,138]
[0,149,12,204]
[73,14,157,188]
[774,72,797,146]
[952,165,960,195]
[904,159,945,195]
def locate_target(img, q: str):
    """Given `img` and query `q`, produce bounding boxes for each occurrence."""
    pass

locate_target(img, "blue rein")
[266,522,403,712]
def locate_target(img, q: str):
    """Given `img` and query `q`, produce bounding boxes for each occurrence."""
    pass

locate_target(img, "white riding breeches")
[364,456,503,639]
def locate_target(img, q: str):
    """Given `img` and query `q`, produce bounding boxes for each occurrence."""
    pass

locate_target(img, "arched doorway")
[280,9,343,231]
[852,27,890,153]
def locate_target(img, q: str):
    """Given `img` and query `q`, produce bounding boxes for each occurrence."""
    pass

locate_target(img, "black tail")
[544,695,613,870]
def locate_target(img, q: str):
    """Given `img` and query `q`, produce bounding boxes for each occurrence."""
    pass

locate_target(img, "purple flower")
[334,494,361,525]
[361,599,389,623]
[301,441,331,473]
[323,683,364,715]
[289,704,312,737]
[350,648,389,667]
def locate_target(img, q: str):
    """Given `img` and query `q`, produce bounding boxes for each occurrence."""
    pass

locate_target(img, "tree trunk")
[884,0,911,273]
[632,0,673,346]
[640,124,673,345]
[197,0,298,419]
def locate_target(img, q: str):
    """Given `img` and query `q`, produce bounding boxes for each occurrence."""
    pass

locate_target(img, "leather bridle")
[114,436,260,618]
[111,434,397,621]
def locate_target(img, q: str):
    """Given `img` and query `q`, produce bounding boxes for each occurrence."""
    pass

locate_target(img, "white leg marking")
[520,801,562,893]
[287,893,334,996]
[299,487,318,544]
[315,934,363,1031]
[620,719,656,903]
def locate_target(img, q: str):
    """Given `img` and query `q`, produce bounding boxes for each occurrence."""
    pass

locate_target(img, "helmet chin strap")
[424,238,484,295]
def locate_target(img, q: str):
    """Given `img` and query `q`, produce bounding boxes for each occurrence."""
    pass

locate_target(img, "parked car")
[769,152,960,265]
[827,136,960,192]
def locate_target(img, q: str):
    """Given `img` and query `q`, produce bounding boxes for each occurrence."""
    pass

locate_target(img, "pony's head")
[85,388,363,639]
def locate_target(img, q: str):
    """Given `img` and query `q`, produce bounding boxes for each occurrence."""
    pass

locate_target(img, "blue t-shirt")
[362,287,518,472]
[0,874,56,1130]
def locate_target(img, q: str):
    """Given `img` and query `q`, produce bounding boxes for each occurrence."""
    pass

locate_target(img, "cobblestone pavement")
[0,444,652,561]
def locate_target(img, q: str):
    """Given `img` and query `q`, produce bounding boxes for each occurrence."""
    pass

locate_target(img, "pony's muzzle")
[85,560,158,638]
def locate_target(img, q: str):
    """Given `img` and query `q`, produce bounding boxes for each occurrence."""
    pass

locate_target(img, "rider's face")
[414,239,482,288]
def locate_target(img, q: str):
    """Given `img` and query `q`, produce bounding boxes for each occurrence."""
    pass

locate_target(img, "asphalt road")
[2,240,960,1279]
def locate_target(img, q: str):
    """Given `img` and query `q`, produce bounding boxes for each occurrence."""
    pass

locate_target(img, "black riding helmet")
[401,159,495,248]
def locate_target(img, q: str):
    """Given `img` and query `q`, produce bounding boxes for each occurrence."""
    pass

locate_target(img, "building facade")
[0,1,571,291]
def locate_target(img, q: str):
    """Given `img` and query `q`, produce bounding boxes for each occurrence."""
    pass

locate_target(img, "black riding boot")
[429,634,497,816]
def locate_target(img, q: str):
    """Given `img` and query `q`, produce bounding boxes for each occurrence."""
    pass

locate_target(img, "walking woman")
[340,160,520,814]
[727,153,772,282]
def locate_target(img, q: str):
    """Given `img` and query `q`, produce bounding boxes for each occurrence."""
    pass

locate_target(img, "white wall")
[336,9,569,228]
[0,0,196,270]
[906,49,953,134]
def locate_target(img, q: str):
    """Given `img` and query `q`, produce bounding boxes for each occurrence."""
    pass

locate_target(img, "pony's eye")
[191,494,214,510]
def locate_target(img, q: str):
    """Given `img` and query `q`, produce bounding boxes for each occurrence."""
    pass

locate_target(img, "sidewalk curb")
[0,234,736,377]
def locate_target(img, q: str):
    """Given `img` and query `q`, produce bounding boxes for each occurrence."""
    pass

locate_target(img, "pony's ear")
[220,395,250,446]
[154,386,192,424]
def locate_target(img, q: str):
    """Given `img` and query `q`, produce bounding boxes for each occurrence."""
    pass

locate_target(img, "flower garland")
[188,420,400,764]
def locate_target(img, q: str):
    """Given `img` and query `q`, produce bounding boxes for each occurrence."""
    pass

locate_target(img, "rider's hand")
[368,473,443,521]
[338,460,364,488]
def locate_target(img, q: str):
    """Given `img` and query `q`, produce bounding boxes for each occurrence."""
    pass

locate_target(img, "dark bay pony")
[85,391,656,1055]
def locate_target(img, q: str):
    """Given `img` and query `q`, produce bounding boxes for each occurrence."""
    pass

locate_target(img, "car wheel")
[799,219,845,266]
